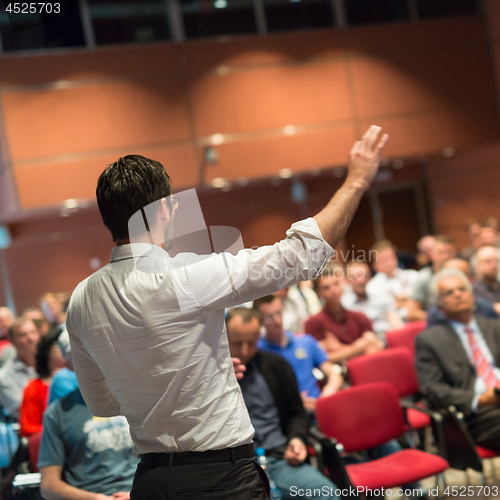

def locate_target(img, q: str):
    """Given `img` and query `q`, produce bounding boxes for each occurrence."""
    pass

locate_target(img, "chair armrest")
[400,400,443,422]
[308,427,352,490]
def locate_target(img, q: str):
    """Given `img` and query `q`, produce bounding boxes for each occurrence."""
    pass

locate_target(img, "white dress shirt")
[449,318,500,411]
[366,268,418,299]
[341,285,394,335]
[0,358,36,418]
[66,218,334,455]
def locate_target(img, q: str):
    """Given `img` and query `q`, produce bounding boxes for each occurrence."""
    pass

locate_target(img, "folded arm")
[40,466,116,500]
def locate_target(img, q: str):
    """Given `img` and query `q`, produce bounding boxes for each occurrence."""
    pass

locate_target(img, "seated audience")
[427,258,498,327]
[33,317,52,338]
[273,287,310,334]
[0,318,40,419]
[305,263,383,363]
[473,246,500,313]
[39,387,136,500]
[416,268,500,451]
[415,235,435,269]
[19,329,65,437]
[48,328,78,404]
[41,293,67,329]
[0,307,15,367]
[0,307,14,340]
[251,297,344,412]
[22,308,46,322]
[460,220,482,262]
[366,241,418,320]
[407,235,456,321]
[288,282,322,317]
[342,260,404,335]
[226,308,338,500]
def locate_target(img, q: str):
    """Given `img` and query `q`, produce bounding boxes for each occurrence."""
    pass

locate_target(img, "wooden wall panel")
[0,45,178,86]
[350,50,496,118]
[14,144,198,209]
[344,16,486,52]
[427,144,500,249]
[3,225,112,312]
[189,61,352,136]
[360,111,498,158]
[0,15,497,216]
[14,155,121,208]
[3,79,190,160]
[181,30,342,73]
[205,124,356,180]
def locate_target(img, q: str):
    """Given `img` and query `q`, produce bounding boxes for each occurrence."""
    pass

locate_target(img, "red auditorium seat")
[28,431,43,473]
[386,321,427,358]
[316,383,449,491]
[347,348,435,437]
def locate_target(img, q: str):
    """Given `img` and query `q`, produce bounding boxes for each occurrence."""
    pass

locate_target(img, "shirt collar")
[12,358,34,373]
[110,244,171,274]
[449,317,479,336]
[324,306,346,322]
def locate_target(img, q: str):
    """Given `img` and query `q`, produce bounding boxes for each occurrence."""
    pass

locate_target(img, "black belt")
[139,443,255,468]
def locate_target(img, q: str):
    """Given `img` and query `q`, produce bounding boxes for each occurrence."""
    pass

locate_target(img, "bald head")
[442,258,471,279]
[475,246,499,282]
[0,307,14,339]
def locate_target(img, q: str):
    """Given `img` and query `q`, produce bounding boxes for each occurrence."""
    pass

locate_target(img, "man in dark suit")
[416,268,500,451]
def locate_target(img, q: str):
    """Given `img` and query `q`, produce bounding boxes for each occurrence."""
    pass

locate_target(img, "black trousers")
[130,456,268,500]
[467,406,500,452]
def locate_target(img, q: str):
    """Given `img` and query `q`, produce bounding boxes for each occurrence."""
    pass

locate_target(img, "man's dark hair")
[225,308,261,330]
[36,328,62,379]
[312,262,344,292]
[252,295,281,311]
[96,155,172,241]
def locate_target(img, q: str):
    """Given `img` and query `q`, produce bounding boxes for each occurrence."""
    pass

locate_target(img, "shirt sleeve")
[66,321,121,418]
[48,370,79,405]
[411,273,429,304]
[308,336,329,367]
[304,315,325,341]
[358,312,373,333]
[0,367,23,418]
[170,218,335,312]
[472,394,481,412]
[38,405,65,469]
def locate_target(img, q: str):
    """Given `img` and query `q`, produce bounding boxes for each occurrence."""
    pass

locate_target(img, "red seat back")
[316,383,405,453]
[28,431,43,473]
[386,321,427,357]
[0,339,12,356]
[347,347,420,397]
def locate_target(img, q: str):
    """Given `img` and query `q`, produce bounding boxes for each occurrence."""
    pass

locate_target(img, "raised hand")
[347,125,389,191]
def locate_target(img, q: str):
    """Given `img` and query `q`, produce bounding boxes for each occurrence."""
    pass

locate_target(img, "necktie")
[465,326,500,388]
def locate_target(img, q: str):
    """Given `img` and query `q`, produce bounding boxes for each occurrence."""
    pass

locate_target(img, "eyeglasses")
[261,310,282,324]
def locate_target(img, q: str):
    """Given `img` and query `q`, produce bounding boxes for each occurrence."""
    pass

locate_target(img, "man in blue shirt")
[253,295,343,412]
[39,387,137,500]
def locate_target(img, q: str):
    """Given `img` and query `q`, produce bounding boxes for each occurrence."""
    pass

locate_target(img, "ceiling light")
[211,177,226,188]
[279,168,292,179]
[211,133,224,145]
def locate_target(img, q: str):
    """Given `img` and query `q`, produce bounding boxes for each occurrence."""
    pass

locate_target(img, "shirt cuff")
[472,394,481,412]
